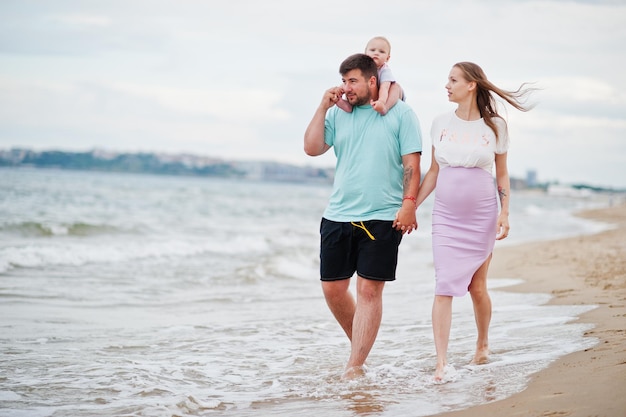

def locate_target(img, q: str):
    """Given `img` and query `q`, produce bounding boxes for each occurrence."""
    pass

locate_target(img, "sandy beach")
[433,202,626,417]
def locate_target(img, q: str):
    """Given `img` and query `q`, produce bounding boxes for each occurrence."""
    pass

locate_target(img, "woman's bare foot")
[433,364,457,384]
[470,346,490,365]
[434,363,447,382]
[342,365,366,380]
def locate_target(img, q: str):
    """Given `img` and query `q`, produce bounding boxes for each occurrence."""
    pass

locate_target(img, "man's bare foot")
[470,347,490,365]
[342,365,366,380]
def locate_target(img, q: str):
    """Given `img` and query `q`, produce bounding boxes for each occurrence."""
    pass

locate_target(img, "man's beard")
[349,93,370,107]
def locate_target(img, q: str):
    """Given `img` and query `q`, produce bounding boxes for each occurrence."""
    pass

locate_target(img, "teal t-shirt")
[323,101,422,222]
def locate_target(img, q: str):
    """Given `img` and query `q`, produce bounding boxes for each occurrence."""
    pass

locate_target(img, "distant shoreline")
[2,148,624,192]
[0,149,335,184]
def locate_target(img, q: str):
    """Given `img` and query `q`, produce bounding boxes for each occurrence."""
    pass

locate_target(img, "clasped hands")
[393,206,418,235]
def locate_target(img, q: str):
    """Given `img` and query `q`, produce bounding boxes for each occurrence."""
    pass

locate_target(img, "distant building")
[526,169,537,187]
[510,177,527,190]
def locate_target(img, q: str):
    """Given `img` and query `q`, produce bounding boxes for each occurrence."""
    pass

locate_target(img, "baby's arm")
[371,81,390,115]
[385,82,402,110]
[372,81,401,115]
[378,81,391,106]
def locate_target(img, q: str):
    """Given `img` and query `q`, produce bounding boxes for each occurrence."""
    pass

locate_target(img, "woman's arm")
[415,146,439,207]
[494,152,510,240]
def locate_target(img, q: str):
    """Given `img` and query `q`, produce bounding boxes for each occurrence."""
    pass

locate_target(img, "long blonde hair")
[454,62,536,140]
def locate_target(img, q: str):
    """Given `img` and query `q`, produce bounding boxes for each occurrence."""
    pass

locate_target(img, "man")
[304,53,422,378]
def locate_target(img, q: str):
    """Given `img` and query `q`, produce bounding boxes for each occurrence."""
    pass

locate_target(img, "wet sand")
[434,202,626,417]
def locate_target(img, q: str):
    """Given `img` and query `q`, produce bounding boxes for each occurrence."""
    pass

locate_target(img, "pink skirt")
[432,167,498,297]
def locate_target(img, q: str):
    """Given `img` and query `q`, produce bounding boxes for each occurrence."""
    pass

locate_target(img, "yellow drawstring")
[351,221,376,240]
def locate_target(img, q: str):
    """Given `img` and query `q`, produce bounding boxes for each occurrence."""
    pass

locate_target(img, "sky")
[1,0,625,188]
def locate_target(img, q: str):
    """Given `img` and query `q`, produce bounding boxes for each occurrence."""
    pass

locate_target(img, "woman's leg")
[468,254,493,364]
[432,294,453,381]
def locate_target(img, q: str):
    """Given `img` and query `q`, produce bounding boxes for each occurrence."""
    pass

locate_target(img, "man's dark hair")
[339,53,378,81]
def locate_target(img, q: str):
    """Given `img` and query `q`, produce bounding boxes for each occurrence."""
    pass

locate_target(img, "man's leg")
[322,279,355,340]
[344,276,385,373]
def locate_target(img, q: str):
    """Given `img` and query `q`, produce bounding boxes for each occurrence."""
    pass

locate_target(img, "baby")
[336,36,405,115]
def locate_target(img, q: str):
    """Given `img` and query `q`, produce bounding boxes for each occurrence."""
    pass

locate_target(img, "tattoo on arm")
[403,166,413,191]
[498,186,508,204]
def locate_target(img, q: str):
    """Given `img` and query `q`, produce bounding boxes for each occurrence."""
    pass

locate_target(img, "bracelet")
[403,196,417,207]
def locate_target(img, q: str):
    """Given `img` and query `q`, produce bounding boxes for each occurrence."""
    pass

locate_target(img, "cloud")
[0,0,625,187]
[110,83,290,123]
[46,13,112,27]
[542,76,622,103]
[0,77,258,152]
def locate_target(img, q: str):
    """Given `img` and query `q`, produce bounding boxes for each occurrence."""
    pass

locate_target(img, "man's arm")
[304,87,342,156]
[393,152,421,234]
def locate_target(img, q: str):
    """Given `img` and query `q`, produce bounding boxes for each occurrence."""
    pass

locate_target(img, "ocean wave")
[0,233,277,274]
[0,221,126,237]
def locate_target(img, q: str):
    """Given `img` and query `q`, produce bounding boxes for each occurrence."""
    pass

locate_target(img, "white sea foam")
[0,168,612,417]
[0,233,276,274]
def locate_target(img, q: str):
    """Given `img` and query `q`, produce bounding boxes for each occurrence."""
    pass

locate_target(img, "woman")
[415,62,535,382]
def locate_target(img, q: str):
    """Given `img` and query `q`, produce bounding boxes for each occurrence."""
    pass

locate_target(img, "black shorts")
[320,218,403,282]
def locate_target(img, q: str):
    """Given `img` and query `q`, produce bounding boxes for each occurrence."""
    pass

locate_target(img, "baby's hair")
[365,36,392,54]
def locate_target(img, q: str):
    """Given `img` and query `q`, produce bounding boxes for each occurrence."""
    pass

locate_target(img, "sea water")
[0,168,612,417]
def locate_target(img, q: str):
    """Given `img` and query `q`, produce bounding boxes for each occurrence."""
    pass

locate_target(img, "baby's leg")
[335,98,353,113]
